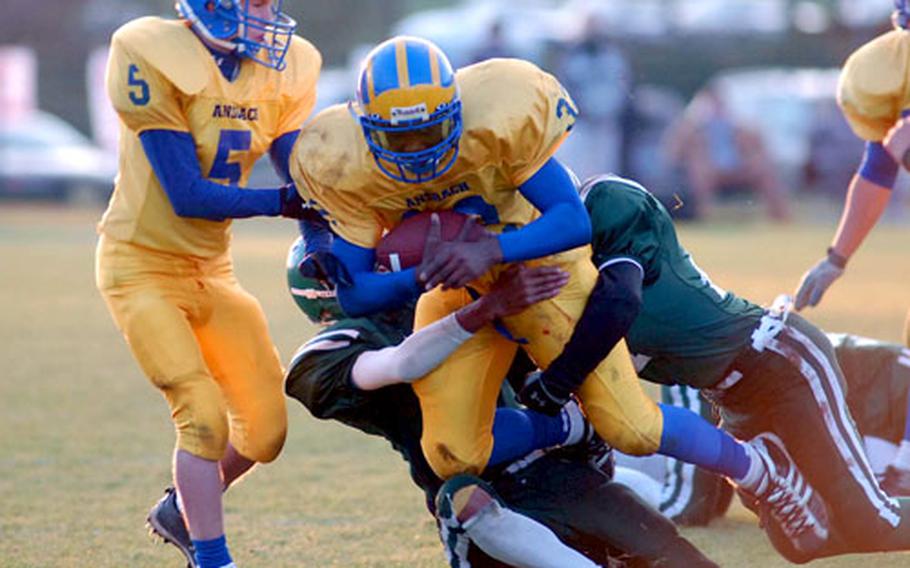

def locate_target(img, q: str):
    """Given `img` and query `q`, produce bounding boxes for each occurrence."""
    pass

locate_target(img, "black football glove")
[517,370,572,416]
[299,250,354,288]
[279,184,307,219]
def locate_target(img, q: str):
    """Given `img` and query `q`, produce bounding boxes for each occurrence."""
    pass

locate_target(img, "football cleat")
[740,432,829,562]
[146,487,197,568]
[880,465,910,497]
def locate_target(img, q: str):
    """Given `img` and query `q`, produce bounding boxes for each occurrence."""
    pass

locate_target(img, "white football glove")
[794,258,844,310]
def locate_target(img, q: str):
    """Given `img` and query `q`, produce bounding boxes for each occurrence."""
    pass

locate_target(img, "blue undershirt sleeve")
[332,236,422,317]
[498,158,592,262]
[858,141,898,189]
[139,129,282,221]
[269,130,299,184]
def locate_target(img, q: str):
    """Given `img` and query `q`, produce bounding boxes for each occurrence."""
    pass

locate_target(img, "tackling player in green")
[639,330,910,527]
[530,173,910,562]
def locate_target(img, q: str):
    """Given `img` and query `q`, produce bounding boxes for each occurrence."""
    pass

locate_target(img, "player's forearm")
[332,236,422,316]
[543,261,643,392]
[336,269,422,317]
[454,293,504,333]
[498,201,591,262]
[268,130,300,184]
[140,129,283,221]
[830,174,892,260]
[501,157,591,262]
[350,313,473,390]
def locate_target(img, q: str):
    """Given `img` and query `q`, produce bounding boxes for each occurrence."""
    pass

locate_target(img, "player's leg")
[436,474,601,568]
[413,287,519,478]
[194,266,288,469]
[659,385,734,526]
[507,255,762,481]
[499,254,658,455]
[496,458,719,568]
[719,314,910,557]
[97,239,230,567]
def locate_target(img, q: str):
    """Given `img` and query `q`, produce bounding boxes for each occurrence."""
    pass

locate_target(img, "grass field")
[3,202,910,567]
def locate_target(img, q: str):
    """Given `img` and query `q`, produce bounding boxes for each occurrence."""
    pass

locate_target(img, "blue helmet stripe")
[370,43,401,98]
[437,52,454,87]
[406,41,433,86]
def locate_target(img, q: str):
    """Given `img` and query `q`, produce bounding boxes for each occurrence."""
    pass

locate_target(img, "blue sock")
[658,403,750,479]
[487,407,569,467]
[193,535,233,568]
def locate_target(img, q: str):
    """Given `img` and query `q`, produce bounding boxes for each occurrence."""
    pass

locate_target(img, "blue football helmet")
[896,0,910,29]
[352,36,462,184]
[176,0,297,70]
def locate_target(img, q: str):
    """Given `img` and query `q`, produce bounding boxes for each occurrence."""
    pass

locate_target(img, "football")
[375,210,488,272]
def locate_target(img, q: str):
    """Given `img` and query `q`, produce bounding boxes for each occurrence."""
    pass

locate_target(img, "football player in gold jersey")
[95,2,320,566]
[795,1,910,500]
[292,36,666,483]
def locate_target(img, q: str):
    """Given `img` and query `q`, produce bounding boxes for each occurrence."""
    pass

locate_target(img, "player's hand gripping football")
[455,263,569,333]
[417,214,503,290]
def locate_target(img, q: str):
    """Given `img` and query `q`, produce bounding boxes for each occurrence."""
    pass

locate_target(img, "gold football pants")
[413,246,663,479]
[95,236,286,462]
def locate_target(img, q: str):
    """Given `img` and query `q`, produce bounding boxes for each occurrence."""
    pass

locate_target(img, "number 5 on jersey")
[127,64,150,106]
[209,130,252,185]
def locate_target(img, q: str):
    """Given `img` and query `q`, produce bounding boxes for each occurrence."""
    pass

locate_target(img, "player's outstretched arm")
[139,129,307,221]
[351,263,568,390]
[794,141,895,310]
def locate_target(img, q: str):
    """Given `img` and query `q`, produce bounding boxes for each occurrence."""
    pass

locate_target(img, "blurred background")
[0,0,902,218]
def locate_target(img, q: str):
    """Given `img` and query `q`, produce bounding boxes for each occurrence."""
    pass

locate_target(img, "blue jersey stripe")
[405,41,433,86]
[370,42,401,98]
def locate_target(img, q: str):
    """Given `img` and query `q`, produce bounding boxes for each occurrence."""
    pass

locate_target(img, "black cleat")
[740,433,829,563]
[881,465,910,497]
[146,487,197,568]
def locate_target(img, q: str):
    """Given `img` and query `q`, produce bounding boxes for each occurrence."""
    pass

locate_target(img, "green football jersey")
[583,175,763,388]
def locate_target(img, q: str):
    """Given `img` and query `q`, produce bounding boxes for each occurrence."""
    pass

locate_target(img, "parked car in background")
[0,111,116,204]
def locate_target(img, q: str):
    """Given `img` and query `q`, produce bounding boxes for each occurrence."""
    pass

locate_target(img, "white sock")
[466,502,602,568]
[560,400,587,446]
[892,440,910,471]
[735,443,767,493]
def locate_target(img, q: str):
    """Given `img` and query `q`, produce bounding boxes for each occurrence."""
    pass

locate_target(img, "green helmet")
[287,236,345,325]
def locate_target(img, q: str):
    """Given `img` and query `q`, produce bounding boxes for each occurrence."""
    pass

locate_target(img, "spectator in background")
[555,12,631,179]
[664,84,791,221]
[470,18,512,63]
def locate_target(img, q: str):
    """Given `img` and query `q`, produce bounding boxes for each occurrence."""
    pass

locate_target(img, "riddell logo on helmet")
[390,103,429,124]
